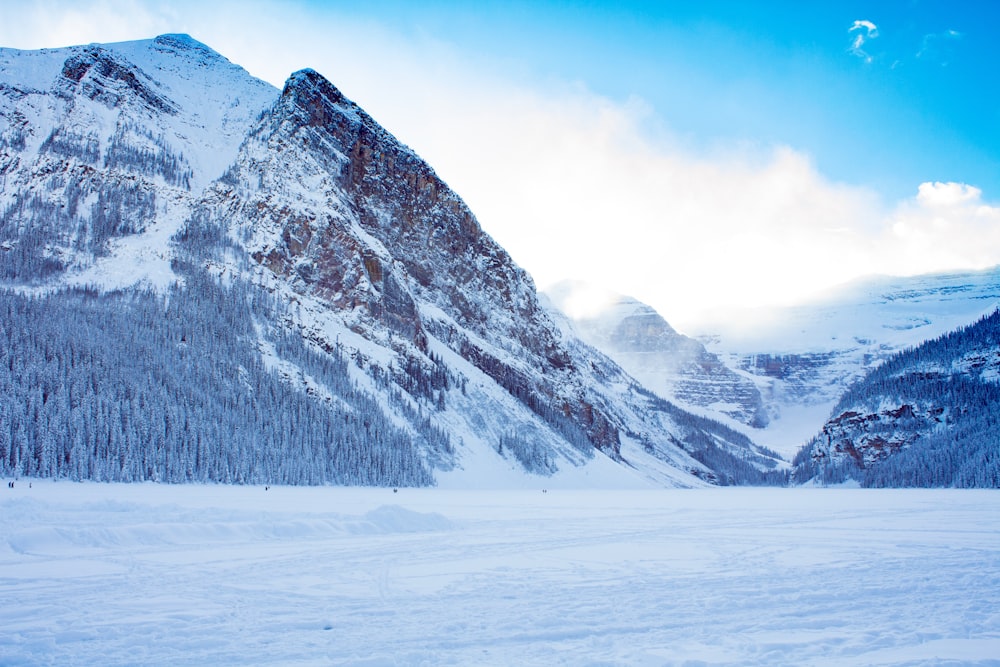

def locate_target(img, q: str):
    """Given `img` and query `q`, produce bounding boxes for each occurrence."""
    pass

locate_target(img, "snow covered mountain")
[792,309,1000,487]
[0,35,783,488]
[545,281,767,428]
[683,268,1000,458]
[0,34,276,285]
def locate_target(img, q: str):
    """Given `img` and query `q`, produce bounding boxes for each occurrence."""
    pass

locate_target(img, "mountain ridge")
[0,34,783,487]
[792,309,1000,487]
[683,266,1000,458]
[545,280,768,429]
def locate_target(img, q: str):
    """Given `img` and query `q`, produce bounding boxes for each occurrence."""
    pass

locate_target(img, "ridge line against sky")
[2,0,999,327]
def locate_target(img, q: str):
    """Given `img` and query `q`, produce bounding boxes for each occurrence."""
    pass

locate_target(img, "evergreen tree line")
[0,272,434,486]
[0,182,156,280]
[0,194,68,280]
[1,117,28,152]
[633,386,789,486]
[40,127,101,164]
[1,124,193,281]
[103,124,193,189]
[497,430,557,474]
[38,119,192,190]
[792,310,1000,487]
[830,309,1000,416]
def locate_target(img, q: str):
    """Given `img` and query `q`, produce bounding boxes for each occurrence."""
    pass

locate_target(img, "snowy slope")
[545,280,768,428]
[0,34,277,288]
[0,35,783,488]
[0,34,276,192]
[685,267,1000,457]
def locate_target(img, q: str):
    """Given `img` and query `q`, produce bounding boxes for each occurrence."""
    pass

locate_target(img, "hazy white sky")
[3,0,999,326]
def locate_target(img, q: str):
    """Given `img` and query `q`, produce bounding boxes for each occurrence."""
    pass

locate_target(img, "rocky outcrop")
[58,46,177,114]
[210,68,626,457]
[0,35,786,486]
[546,282,768,428]
[807,404,939,469]
[792,310,1000,486]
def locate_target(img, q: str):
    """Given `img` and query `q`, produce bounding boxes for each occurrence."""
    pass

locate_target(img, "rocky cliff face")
[806,404,940,470]
[792,310,1000,487]
[209,68,622,457]
[546,281,768,428]
[0,35,784,487]
[686,268,1000,458]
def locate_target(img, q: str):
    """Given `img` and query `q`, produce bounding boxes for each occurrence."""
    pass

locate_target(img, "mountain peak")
[0,34,783,488]
[152,33,207,49]
[281,67,371,130]
[546,280,769,428]
[147,33,226,62]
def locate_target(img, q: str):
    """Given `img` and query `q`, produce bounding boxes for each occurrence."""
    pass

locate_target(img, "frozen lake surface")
[2,482,999,666]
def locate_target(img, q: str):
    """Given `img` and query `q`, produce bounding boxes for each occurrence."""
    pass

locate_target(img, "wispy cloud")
[917,29,963,66]
[848,19,879,63]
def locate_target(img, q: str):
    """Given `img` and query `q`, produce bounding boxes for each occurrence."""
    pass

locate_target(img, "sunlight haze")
[4,0,998,328]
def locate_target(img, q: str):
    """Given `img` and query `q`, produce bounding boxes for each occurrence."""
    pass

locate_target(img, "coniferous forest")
[2,33,997,489]
[792,310,1000,487]
[0,267,435,486]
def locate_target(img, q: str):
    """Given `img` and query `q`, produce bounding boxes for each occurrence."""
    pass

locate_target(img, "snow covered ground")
[2,482,999,666]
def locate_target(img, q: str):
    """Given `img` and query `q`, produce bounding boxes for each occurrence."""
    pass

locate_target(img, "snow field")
[2,482,999,666]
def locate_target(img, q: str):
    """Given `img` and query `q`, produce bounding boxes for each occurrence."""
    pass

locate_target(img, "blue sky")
[311,0,1000,199]
[3,1,1000,324]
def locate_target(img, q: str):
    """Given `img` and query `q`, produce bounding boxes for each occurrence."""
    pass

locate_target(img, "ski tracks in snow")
[1,484,999,665]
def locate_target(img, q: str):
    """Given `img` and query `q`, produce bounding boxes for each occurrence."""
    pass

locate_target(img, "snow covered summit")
[0,35,784,487]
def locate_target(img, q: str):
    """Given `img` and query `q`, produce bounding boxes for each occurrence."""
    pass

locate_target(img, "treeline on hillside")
[0,272,435,486]
[793,310,1000,488]
[637,387,789,486]
[0,129,190,281]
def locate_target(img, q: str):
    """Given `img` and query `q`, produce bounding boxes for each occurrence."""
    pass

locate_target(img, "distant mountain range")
[1,35,995,488]
[684,268,1000,457]
[545,269,1000,487]
[0,35,784,488]
[544,281,767,429]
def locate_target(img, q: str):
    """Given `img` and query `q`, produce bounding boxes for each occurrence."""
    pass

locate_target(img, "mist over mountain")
[680,268,1000,487]
[544,281,767,429]
[681,268,1000,459]
[0,35,784,487]
[545,269,1000,487]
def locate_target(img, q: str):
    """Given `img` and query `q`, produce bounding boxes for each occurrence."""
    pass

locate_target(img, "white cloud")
[848,19,879,62]
[917,29,963,65]
[852,20,879,35]
[885,182,1000,276]
[916,181,981,207]
[2,1,999,329]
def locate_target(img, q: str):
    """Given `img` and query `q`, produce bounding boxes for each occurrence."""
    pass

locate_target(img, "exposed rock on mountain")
[792,310,1000,487]
[685,268,1000,458]
[0,35,783,487]
[545,281,767,428]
